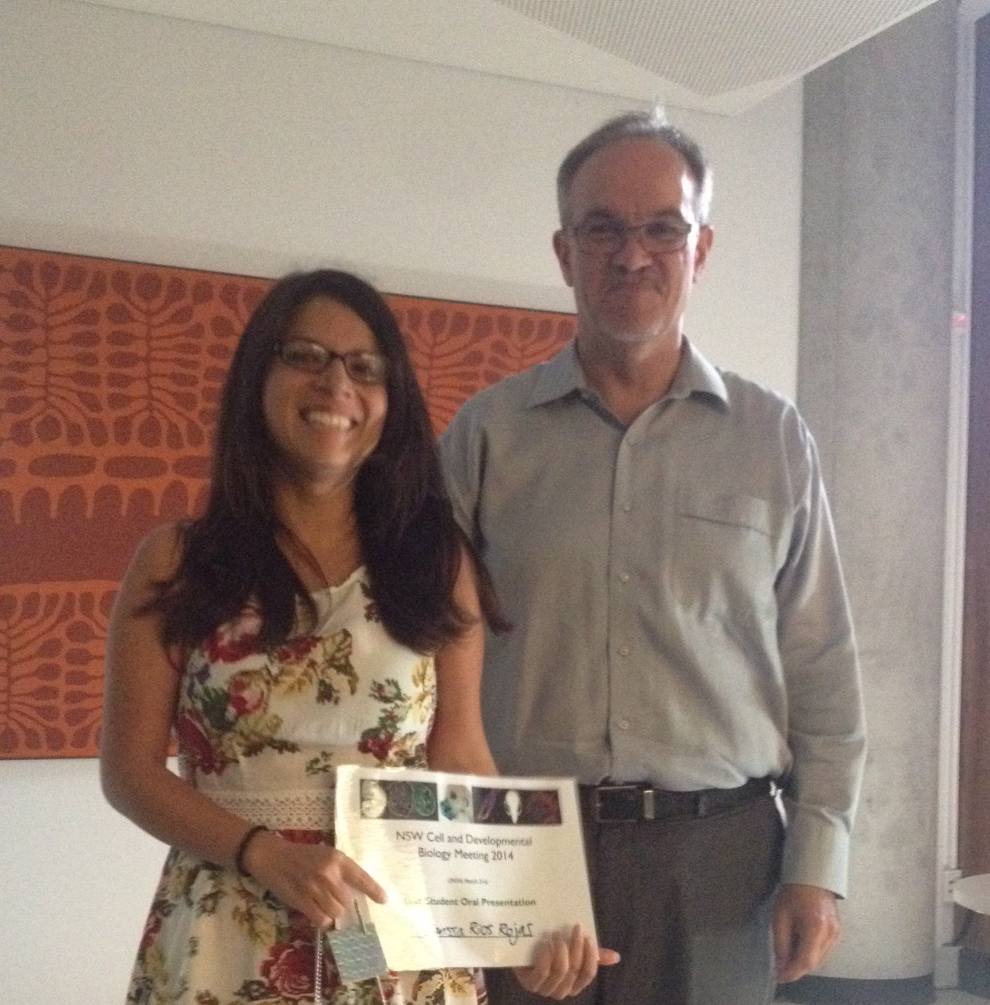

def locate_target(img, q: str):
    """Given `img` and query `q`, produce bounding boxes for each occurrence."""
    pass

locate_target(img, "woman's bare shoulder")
[124,521,189,585]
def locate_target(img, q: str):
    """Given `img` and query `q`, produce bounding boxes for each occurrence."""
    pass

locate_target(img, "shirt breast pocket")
[671,491,777,623]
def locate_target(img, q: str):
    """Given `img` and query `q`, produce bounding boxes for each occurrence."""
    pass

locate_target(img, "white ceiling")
[80,0,940,115]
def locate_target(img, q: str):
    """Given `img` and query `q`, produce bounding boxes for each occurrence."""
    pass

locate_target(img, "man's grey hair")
[556,106,713,227]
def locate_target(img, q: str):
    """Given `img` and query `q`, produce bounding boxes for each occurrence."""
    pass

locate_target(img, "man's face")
[553,138,713,354]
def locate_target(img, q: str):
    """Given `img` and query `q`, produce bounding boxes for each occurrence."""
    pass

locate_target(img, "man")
[439,109,866,1005]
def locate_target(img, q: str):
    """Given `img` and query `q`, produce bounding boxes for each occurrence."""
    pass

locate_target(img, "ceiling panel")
[494,0,938,96]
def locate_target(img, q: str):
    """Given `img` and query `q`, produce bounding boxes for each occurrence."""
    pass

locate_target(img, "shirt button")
[622,502,633,512]
[618,572,630,583]
[618,644,630,656]
[617,719,631,730]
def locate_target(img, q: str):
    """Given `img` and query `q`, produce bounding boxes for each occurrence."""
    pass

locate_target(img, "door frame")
[937,0,990,987]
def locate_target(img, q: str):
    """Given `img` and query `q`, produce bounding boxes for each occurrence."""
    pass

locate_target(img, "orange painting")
[0,247,575,758]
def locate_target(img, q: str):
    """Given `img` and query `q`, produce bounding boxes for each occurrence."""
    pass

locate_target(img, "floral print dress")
[127,567,485,1005]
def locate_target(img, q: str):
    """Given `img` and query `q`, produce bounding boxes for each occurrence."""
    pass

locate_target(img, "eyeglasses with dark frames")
[568,215,697,256]
[275,339,388,385]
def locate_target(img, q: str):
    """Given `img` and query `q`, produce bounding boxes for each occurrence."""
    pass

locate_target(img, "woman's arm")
[99,524,384,926]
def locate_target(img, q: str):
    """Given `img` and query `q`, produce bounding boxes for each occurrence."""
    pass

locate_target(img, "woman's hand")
[243,831,387,928]
[513,924,620,1000]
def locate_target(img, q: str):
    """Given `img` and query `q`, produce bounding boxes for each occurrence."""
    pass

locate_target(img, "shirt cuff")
[779,797,851,898]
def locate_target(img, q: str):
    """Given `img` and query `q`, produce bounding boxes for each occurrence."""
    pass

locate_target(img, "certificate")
[334,765,596,970]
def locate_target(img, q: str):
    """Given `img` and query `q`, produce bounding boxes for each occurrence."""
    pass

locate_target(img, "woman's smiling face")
[262,296,388,492]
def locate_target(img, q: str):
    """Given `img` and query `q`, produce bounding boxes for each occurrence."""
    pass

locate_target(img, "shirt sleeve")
[438,405,484,547]
[775,417,867,897]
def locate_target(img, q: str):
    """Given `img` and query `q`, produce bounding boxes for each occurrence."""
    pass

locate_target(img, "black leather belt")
[578,776,777,824]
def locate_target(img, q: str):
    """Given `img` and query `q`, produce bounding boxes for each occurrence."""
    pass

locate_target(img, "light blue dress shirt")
[439,339,866,895]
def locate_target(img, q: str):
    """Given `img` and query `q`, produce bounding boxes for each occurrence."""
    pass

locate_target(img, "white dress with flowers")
[126,567,485,1005]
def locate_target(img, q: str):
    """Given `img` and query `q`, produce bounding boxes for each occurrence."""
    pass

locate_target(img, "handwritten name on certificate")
[334,766,596,970]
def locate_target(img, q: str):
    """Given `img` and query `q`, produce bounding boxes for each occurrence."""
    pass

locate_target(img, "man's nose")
[612,226,656,269]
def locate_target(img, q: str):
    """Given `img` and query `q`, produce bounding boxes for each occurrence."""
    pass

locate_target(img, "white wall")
[0,1,803,1001]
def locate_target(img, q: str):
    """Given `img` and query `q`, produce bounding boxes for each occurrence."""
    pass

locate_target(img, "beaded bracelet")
[234,824,268,878]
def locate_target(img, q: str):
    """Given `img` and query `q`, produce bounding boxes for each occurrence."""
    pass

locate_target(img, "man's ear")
[552,229,575,288]
[692,225,714,283]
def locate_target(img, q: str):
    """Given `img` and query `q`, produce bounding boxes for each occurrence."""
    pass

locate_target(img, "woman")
[101,270,608,1005]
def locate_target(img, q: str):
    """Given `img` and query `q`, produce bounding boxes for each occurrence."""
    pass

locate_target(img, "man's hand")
[514,924,620,1000]
[772,883,841,983]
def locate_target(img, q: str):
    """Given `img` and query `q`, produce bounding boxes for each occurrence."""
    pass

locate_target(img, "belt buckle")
[595,784,655,823]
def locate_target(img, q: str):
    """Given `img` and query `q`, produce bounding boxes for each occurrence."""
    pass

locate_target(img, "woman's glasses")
[275,339,388,385]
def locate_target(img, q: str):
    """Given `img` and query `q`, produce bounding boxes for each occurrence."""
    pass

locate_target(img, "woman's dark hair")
[148,268,505,654]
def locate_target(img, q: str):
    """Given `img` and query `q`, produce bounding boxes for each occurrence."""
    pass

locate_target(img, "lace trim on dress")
[206,788,335,831]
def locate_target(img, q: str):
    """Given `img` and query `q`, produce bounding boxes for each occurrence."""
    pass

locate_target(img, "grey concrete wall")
[798,0,956,987]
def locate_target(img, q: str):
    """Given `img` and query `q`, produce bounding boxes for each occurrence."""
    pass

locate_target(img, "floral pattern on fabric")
[358,664,434,766]
[126,569,483,1005]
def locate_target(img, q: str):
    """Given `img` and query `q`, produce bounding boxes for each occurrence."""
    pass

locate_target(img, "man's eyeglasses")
[275,339,388,385]
[568,216,696,256]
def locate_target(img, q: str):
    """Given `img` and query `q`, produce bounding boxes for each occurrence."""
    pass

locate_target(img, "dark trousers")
[485,791,784,1005]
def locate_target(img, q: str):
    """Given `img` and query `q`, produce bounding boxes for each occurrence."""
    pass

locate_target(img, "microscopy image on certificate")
[472,786,562,825]
[335,766,596,970]
[359,778,438,820]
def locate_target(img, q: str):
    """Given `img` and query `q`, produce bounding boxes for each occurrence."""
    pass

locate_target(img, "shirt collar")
[668,338,728,408]
[526,337,728,410]
[526,341,585,407]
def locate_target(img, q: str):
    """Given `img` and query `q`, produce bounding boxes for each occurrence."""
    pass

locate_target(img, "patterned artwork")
[0,246,575,758]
